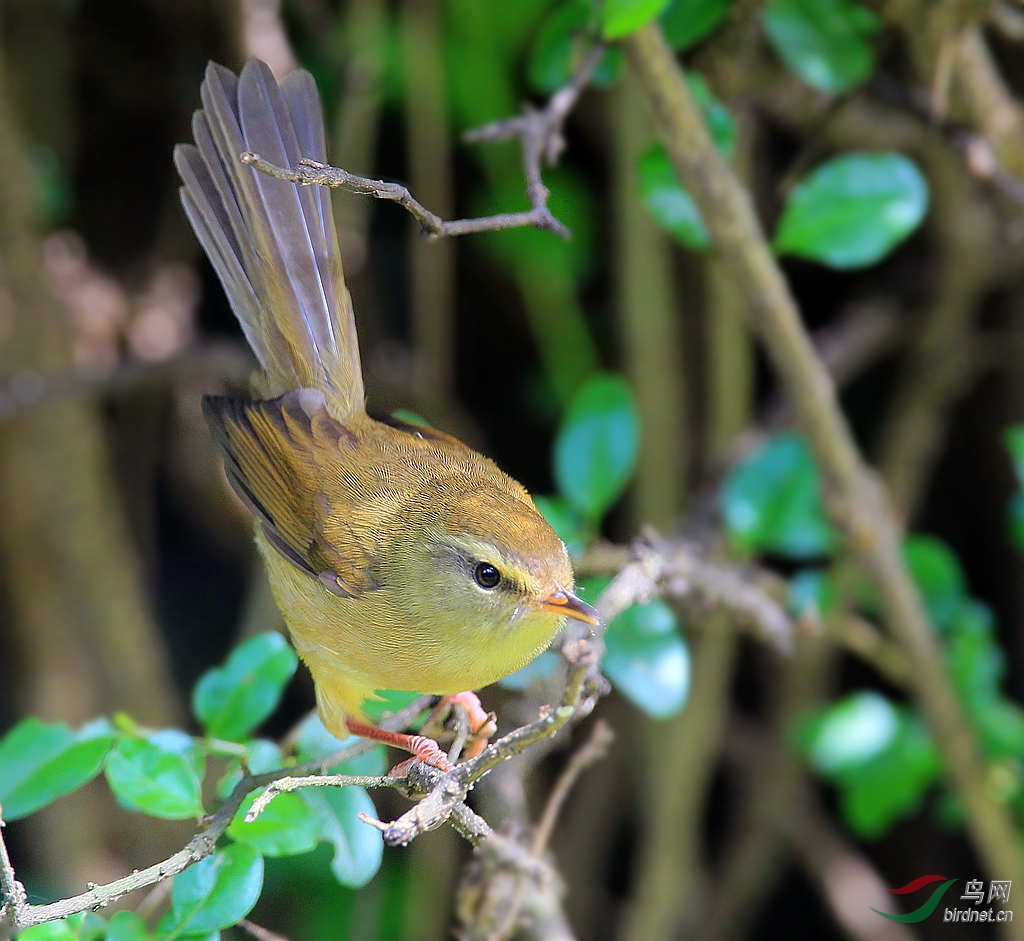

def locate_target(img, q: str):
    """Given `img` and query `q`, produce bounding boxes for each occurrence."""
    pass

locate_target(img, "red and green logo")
[873,875,959,923]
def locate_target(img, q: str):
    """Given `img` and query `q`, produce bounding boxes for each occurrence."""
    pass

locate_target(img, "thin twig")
[239,918,291,941]
[1,697,431,931]
[241,152,567,238]
[484,720,615,941]
[244,43,605,243]
[464,43,605,238]
[245,773,401,822]
[531,719,614,857]
[0,812,27,937]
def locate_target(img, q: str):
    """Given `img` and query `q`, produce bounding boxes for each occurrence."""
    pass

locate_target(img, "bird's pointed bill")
[536,589,600,625]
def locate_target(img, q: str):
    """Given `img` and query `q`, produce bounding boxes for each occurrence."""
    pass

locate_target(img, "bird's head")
[385,479,598,678]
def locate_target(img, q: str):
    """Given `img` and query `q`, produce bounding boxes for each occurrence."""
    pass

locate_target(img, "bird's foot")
[344,717,453,773]
[430,691,497,760]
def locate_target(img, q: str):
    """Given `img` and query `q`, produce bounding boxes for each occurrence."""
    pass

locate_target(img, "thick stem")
[624,21,1024,905]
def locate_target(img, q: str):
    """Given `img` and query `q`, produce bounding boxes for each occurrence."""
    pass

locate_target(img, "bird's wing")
[204,388,377,597]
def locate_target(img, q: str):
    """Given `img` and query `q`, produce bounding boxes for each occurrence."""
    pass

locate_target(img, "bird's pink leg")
[345,717,453,772]
[431,691,497,759]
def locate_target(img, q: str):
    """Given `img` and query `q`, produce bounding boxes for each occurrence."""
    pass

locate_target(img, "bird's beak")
[535,589,600,626]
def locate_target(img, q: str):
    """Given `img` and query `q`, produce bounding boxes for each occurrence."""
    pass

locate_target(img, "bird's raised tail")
[174,60,364,416]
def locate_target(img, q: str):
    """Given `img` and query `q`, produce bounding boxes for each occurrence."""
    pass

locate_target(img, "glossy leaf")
[1006,427,1024,551]
[836,716,938,837]
[528,0,619,93]
[638,75,736,250]
[721,434,836,558]
[18,914,106,941]
[946,603,1024,759]
[360,688,425,725]
[301,786,383,887]
[602,0,670,39]
[295,715,388,777]
[638,146,709,250]
[1011,493,1024,552]
[788,569,838,618]
[217,740,282,800]
[799,691,899,774]
[764,0,880,93]
[1006,425,1024,485]
[661,0,732,49]
[105,732,204,820]
[105,911,153,941]
[228,791,320,857]
[604,598,689,718]
[903,535,966,634]
[774,152,929,269]
[798,693,939,837]
[0,717,114,820]
[554,373,638,522]
[192,632,297,742]
[159,844,263,939]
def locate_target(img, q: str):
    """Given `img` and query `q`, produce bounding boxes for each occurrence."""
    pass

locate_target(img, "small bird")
[175,60,597,770]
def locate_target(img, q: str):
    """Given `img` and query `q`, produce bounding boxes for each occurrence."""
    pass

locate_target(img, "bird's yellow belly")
[256,532,558,727]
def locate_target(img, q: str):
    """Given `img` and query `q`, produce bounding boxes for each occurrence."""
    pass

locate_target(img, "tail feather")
[175,59,364,416]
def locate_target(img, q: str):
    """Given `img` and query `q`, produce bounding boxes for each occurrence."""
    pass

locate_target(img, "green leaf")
[903,535,966,634]
[945,603,1024,758]
[105,732,204,820]
[527,0,623,91]
[19,914,106,941]
[638,74,736,251]
[1005,425,1024,485]
[302,786,383,888]
[774,152,929,269]
[217,740,283,799]
[638,146,709,250]
[499,650,561,690]
[764,0,880,93]
[661,0,732,49]
[105,911,154,941]
[799,691,899,774]
[389,408,431,428]
[797,693,939,837]
[721,434,837,558]
[837,716,938,837]
[604,599,689,718]
[788,569,838,618]
[1006,427,1024,550]
[159,844,263,939]
[295,715,387,777]
[0,717,114,820]
[533,494,587,557]
[1011,492,1024,552]
[360,689,425,725]
[229,791,320,857]
[554,373,638,522]
[602,0,671,39]
[192,632,297,742]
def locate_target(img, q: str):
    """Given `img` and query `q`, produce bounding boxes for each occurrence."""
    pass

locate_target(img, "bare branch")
[244,44,604,243]
[1,697,431,931]
[624,19,1024,895]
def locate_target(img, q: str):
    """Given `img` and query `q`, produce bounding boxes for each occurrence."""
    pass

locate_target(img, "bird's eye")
[474,562,501,589]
